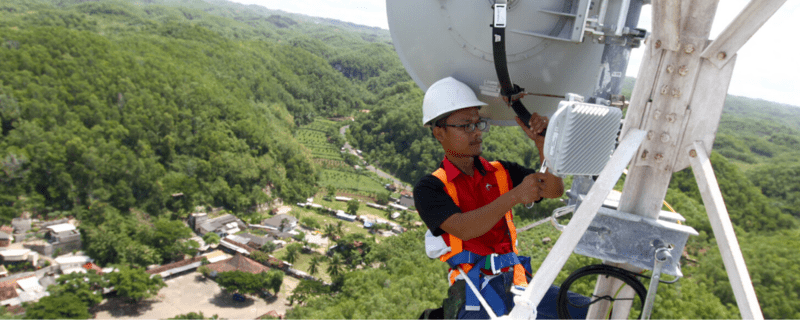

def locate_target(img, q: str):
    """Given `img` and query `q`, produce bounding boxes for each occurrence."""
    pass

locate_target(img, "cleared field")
[318,169,385,195]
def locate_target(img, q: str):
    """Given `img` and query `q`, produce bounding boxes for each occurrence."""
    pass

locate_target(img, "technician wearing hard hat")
[414,77,563,319]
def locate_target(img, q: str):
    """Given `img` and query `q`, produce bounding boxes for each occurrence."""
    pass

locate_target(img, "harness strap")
[432,161,530,313]
[446,251,520,273]
[432,168,462,263]
[490,161,529,289]
[446,250,524,311]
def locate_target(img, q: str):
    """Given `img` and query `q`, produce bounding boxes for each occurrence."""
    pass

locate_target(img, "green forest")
[0,0,798,318]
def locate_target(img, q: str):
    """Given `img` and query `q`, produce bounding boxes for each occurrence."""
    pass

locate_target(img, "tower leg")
[687,141,763,320]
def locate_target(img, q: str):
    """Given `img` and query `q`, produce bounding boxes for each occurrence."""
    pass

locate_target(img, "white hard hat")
[422,77,487,126]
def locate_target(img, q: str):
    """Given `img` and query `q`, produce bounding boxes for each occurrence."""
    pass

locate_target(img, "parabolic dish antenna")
[387,0,643,125]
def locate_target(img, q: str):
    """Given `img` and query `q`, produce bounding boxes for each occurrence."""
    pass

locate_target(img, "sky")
[228,0,799,107]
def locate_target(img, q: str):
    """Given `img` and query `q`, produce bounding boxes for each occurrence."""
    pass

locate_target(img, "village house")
[146,256,204,279]
[335,210,356,222]
[189,213,247,237]
[0,275,48,306]
[45,223,81,249]
[334,196,352,202]
[0,232,11,247]
[248,224,293,240]
[21,223,81,257]
[260,214,298,233]
[0,282,17,306]
[39,218,69,229]
[143,250,229,279]
[237,233,275,250]
[15,277,47,304]
[388,203,408,212]
[55,255,94,275]
[0,226,13,237]
[219,235,257,256]
[205,253,270,276]
[10,218,30,235]
[398,194,415,208]
[0,249,38,267]
[308,203,324,210]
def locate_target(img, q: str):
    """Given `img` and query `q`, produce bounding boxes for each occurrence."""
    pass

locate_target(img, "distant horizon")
[228,0,800,108]
[619,76,800,109]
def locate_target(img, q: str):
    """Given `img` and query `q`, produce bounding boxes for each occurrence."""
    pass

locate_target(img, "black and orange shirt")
[414,156,537,256]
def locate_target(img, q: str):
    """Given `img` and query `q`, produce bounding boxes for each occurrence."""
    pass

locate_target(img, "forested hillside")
[0,0,798,318]
[0,0,407,267]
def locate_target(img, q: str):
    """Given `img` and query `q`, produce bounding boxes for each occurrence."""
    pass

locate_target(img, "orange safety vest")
[431,161,528,289]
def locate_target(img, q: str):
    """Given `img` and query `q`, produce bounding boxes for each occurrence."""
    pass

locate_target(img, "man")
[414,77,563,319]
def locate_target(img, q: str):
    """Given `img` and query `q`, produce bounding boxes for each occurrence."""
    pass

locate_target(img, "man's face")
[434,107,484,158]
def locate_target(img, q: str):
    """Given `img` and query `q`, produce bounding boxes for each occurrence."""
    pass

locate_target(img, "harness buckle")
[488,253,501,275]
[511,285,527,297]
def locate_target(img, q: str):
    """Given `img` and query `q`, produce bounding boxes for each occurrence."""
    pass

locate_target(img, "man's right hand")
[514,173,545,204]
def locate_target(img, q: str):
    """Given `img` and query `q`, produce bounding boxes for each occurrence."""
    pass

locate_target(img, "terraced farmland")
[296,121,343,161]
[297,119,388,197]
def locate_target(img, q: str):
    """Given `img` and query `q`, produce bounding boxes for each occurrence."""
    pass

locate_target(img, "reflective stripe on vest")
[431,161,528,289]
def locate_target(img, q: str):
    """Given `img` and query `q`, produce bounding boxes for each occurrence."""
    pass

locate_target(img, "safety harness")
[431,161,531,314]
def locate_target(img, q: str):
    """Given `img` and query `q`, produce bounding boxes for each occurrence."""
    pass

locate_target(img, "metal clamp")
[572,206,698,277]
[641,247,671,320]
[493,2,507,28]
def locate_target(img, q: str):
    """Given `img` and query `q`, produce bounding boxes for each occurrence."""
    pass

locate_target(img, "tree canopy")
[215,270,284,296]
[170,311,220,320]
[106,265,167,302]
[23,293,92,320]
[48,270,107,308]
[203,232,221,245]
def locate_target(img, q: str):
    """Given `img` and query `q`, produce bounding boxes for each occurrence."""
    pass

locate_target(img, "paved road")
[339,125,411,192]
[339,125,359,158]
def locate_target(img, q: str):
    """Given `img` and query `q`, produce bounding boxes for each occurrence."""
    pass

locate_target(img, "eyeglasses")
[438,120,489,133]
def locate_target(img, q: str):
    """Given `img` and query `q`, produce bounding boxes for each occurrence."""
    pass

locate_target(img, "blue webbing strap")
[446,251,522,313]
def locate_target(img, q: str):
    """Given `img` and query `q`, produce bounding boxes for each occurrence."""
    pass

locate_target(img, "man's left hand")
[515,113,548,148]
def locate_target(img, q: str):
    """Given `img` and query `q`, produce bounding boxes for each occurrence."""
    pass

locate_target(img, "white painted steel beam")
[649,0,681,53]
[700,0,787,69]
[687,141,764,320]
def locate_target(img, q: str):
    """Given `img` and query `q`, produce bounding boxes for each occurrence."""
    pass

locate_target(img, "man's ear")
[432,126,446,143]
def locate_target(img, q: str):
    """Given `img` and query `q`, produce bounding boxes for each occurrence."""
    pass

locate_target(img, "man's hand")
[513,173,544,204]
[513,172,564,204]
[537,171,564,199]
[515,113,548,149]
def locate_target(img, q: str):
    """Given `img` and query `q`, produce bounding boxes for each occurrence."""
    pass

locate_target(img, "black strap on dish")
[492,4,533,128]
